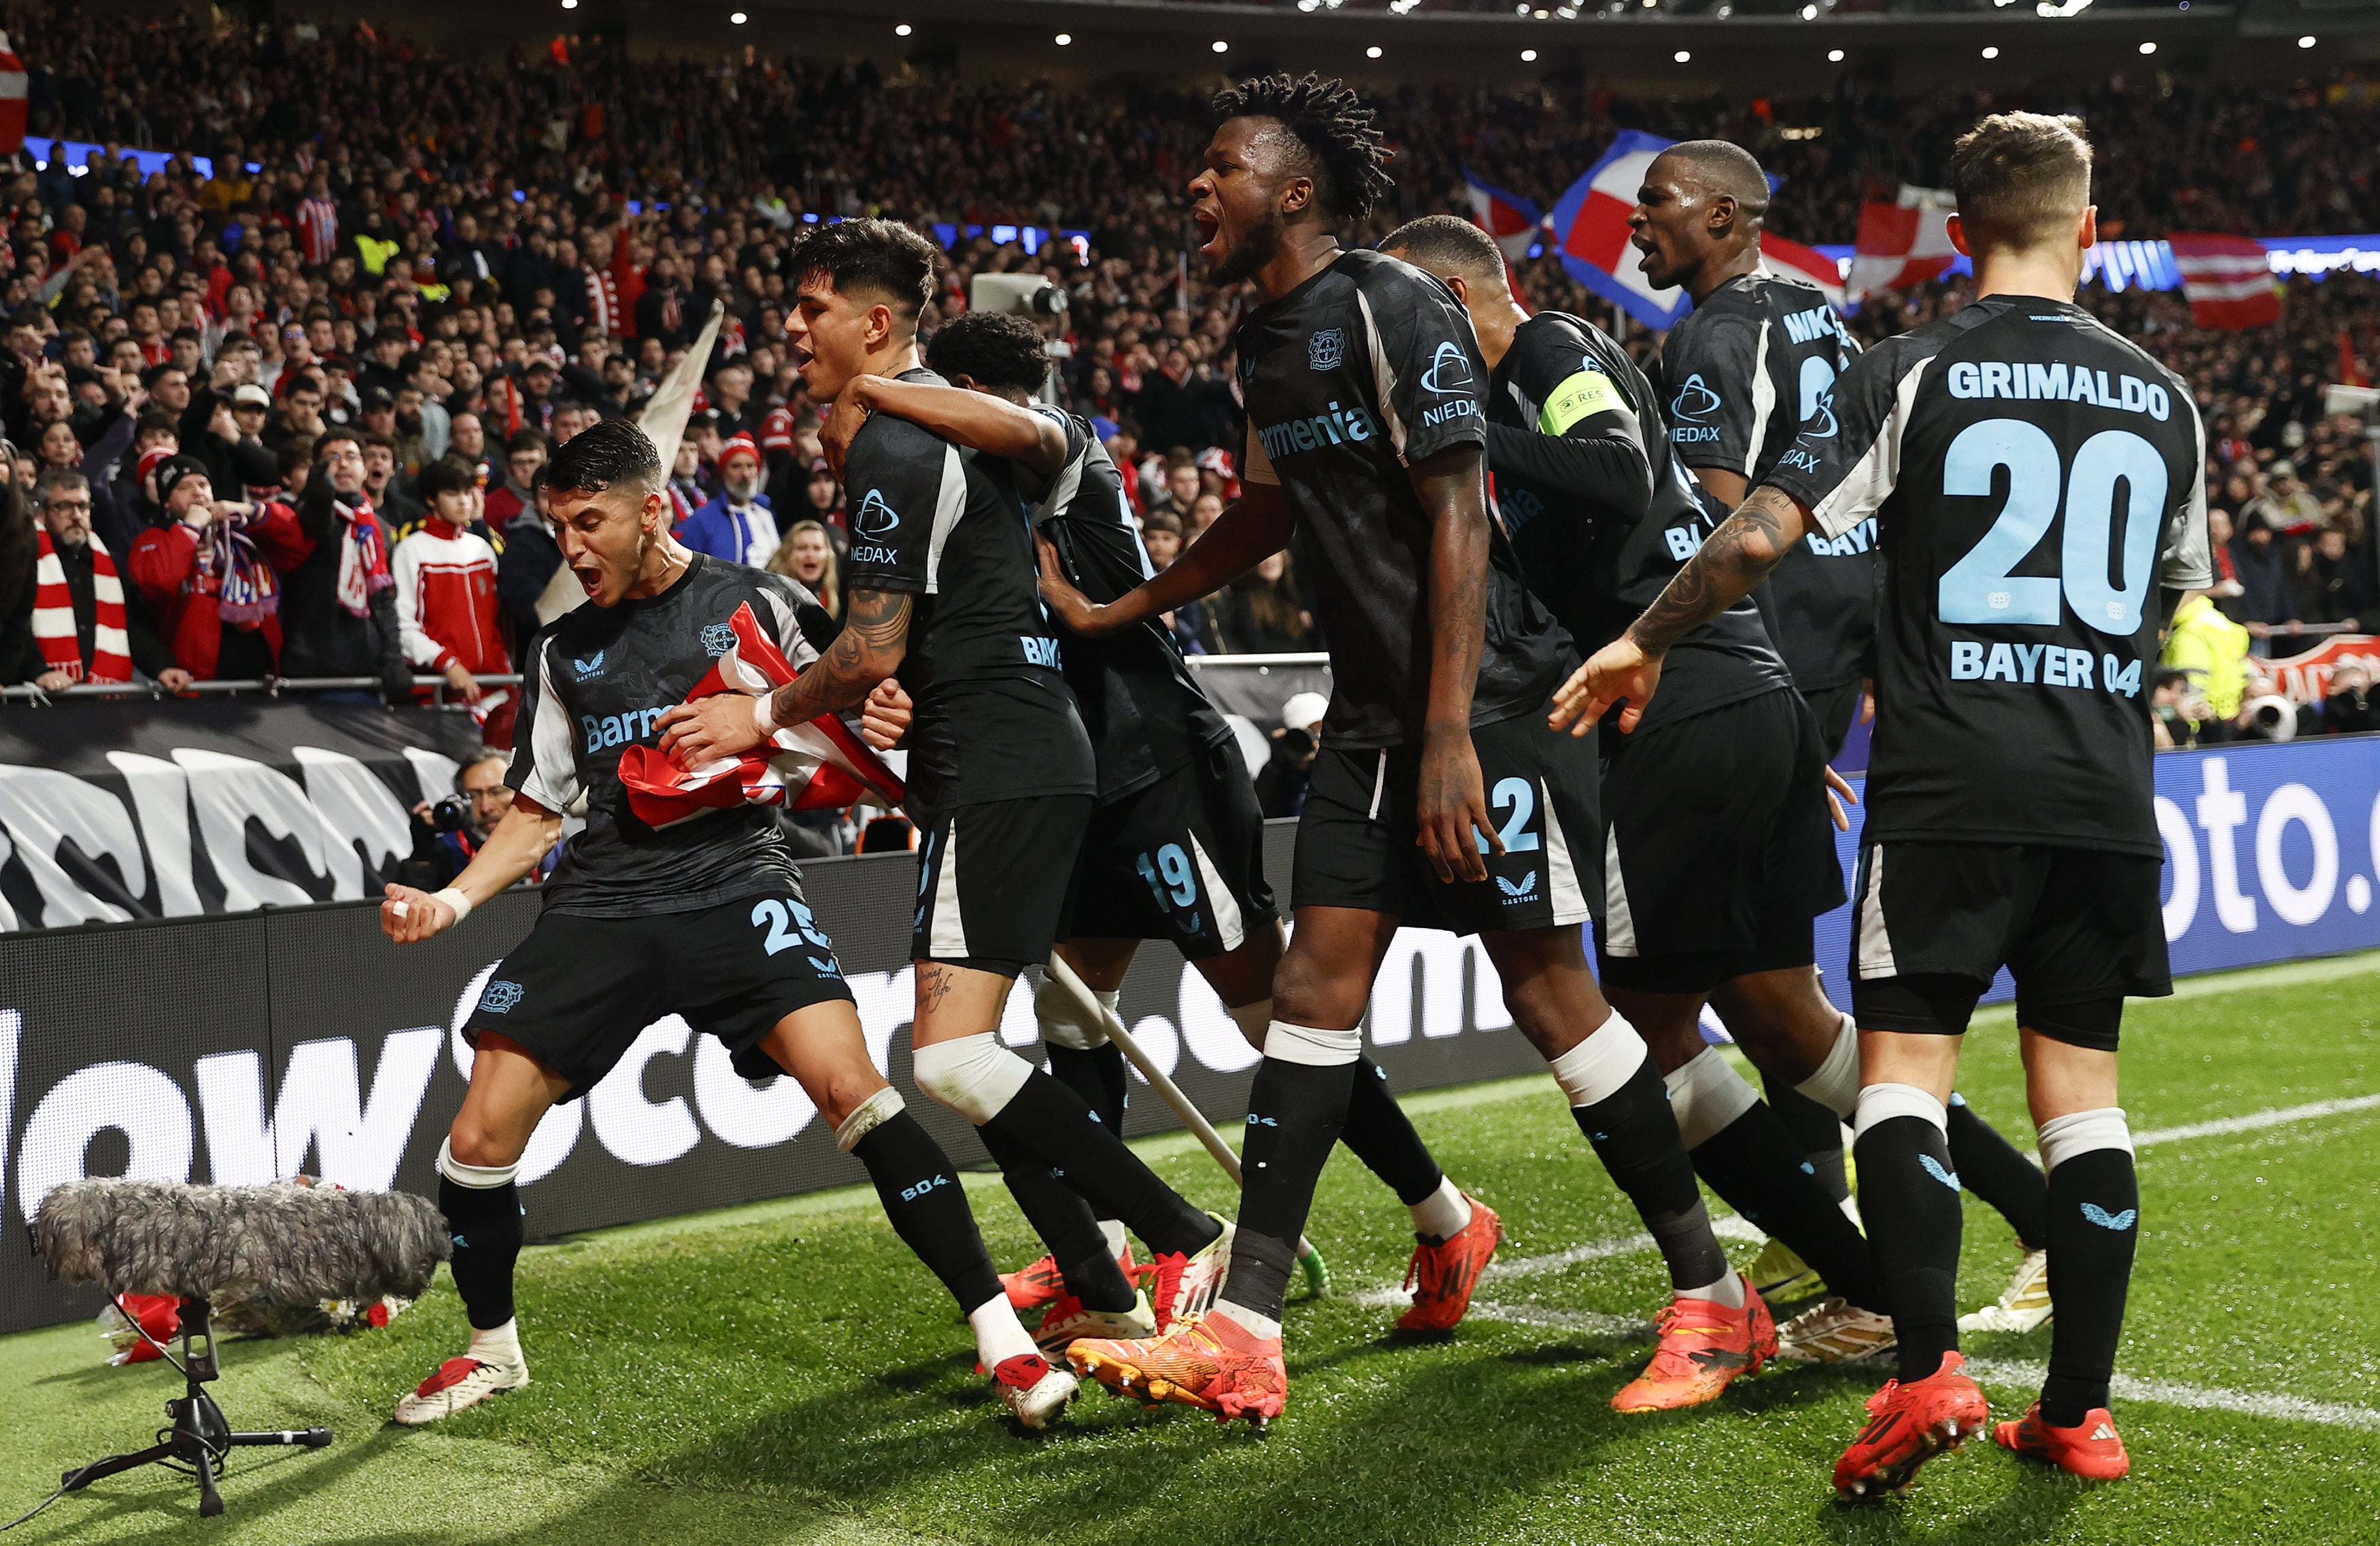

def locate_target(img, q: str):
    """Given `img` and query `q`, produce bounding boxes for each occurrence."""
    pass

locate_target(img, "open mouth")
[1193,207,1223,258]
[572,564,604,598]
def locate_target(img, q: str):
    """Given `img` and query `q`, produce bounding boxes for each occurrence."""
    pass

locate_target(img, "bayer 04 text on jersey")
[1948,640,2145,698]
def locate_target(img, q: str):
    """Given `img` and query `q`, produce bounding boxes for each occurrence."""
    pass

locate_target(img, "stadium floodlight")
[895,22,912,35]
[1982,44,1999,56]
[1368,45,1384,57]
[1801,4,1818,16]
[2035,0,2092,15]
[1675,48,1692,61]
[1212,38,1229,51]
[2300,35,2317,47]
[1522,47,1540,59]
[560,0,577,9]
[1055,31,1070,43]
[1828,46,1845,60]
[1535,7,1549,16]
[730,10,747,21]
[2139,39,2157,53]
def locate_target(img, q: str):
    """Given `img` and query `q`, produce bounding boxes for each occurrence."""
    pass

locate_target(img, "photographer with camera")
[399,749,547,891]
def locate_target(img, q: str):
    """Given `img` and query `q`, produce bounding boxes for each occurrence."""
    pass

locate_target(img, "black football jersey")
[1234,248,1569,747]
[838,368,1095,811]
[1764,296,2211,857]
[1661,267,1875,693]
[1021,405,1234,804]
[510,554,831,916]
[1489,309,1791,734]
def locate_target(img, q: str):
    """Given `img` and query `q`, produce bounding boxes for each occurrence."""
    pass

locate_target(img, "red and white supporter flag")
[1461,167,1544,267]
[1848,185,1958,300]
[1760,234,1847,309]
[2167,233,2280,330]
[616,602,904,828]
[0,33,26,154]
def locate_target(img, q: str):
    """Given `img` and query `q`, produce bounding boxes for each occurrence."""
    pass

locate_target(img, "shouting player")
[1559,111,2208,1495]
[1633,139,2058,1337]
[658,220,1233,1394]
[826,309,1486,1354]
[379,419,1072,1430]
[1382,214,1896,1364]
[1045,75,1766,1424]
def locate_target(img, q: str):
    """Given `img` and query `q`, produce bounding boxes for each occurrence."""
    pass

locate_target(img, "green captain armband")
[1539,368,1629,436]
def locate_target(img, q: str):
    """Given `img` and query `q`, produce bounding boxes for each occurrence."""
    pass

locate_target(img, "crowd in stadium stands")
[0,5,2371,737]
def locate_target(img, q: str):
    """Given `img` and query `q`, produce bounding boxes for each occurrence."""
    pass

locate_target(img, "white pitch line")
[1481,1214,1764,1284]
[1963,1357,2380,1432]
[2134,1091,2380,1148]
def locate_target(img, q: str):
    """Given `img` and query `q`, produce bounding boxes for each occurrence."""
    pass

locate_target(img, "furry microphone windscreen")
[33,1180,452,1304]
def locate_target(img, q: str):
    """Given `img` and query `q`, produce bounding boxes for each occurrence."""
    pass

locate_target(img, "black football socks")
[1671,1048,1886,1311]
[1948,1092,2051,1250]
[1573,1052,1730,1292]
[437,1148,524,1332]
[1764,1069,1852,1206]
[1854,1084,1965,1383]
[981,1069,1220,1259]
[1220,1045,1359,1323]
[847,1105,1006,1315]
[2037,1110,2141,1426]
[976,1121,1138,1312]
[1046,1040,1128,1131]
[1338,1057,1446,1212]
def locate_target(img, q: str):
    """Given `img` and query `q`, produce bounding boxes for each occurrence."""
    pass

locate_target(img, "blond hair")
[1949,112,2093,251]
[769,517,840,617]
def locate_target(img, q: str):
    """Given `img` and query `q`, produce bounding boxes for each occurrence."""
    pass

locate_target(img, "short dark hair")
[544,416,662,501]
[924,311,1050,396]
[1379,214,1506,284]
[1140,509,1183,538]
[1212,73,1392,223]
[1659,139,1770,224]
[417,456,477,500]
[315,426,362,458]
[358,429,396,452]
[787,218,938,322]
[505,429,549,458]
[1950,111,2092,250]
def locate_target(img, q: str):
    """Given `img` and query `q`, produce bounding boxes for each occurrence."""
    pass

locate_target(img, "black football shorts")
[912,794,1095,976]
[1071,738,1279,959]
[1847,840,2171,1052]
[463,890,855,1099]
[1292,702,1599,936]
[1595,686,1845,994]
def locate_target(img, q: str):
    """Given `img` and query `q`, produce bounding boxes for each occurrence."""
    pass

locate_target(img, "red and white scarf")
[33,528,132,683]
[328,497,395,618]
[617,601,904,828]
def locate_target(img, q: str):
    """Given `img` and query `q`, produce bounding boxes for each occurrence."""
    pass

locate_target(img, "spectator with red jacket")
[392,453,505,698]
[129,455,309,681]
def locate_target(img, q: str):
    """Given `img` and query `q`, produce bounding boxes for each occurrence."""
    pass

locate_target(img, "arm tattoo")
[1627,484,1803,656]
[764,587,912,725]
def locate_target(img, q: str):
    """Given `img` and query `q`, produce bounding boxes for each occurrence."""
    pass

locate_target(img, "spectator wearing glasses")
[5,470,186,689]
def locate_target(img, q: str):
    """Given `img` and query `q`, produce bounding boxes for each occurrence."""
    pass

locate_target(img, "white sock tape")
[1546,1010,1648,1110]
[1035,969,1115,1051]
[1663,1046,1761,1150]
[1795,1012,1860,1119]
[2036,1106,2132,1171]
[1852,1082,1949,1144]
[834,1086,907,1153]
[911,1032,1035,1124]
[437,1135,520,1189]
[1262,1019,1362,1067]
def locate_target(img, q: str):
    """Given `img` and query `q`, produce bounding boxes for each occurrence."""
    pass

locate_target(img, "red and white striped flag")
[1760,234,1846,309]
[1848,186,1958,300]
[2167,233,2279,330]
[0,33,27,154]
[615,602,904,829]
[1461,167,1544,267]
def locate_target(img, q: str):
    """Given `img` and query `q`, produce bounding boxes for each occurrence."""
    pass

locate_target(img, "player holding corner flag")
[1554,112,2210,1498]
[379,419,1071,1431]
[1040,74,1766,1425]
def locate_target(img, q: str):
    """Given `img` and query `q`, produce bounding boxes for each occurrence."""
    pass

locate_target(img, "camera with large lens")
[430,795,469,833]
[968,273,1068,317]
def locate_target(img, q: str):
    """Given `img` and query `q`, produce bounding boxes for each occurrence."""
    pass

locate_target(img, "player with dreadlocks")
[1043,74,1769,1425]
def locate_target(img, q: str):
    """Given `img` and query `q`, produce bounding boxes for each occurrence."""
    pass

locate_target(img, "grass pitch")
[5,953,2378,1545]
